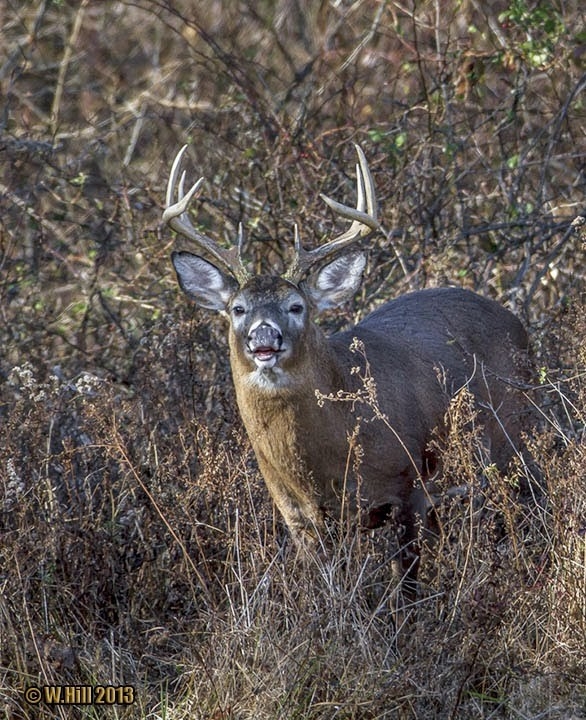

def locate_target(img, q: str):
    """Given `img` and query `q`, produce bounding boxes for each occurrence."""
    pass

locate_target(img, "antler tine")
[162,145,250,284]
[285,144,379,283]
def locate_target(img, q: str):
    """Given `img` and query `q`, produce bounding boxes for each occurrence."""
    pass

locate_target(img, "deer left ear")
[303,252,366,312]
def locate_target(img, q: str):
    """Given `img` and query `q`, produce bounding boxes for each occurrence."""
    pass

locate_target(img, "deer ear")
[172,251,239,310]
[304,252,366,312]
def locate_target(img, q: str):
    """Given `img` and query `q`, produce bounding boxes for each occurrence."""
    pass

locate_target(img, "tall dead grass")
[1,305,584,718]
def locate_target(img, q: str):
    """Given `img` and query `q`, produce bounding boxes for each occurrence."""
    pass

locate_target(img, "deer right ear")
[172,251,239,311]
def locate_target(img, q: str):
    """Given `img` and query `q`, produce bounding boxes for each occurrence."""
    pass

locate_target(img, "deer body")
[164,144,529,592]
[227,284,528,546]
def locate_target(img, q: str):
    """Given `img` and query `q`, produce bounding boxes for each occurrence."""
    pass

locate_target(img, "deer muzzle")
[247,322,283,367]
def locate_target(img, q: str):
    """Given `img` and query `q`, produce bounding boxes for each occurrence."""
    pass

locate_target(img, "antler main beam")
[285,144,379,283]
[163,145,250,284]
[164,144,378,287]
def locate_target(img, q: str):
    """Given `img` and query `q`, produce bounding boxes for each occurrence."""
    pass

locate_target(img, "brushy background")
[1,1,585,718]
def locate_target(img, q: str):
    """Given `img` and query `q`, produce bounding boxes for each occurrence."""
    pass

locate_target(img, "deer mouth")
[252,346,280,361]
[250,345,284,369]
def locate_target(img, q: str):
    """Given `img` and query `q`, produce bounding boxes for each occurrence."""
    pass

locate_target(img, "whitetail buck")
[164,144,529,596]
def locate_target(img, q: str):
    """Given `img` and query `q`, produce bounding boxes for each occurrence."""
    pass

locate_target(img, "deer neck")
[229,325,349,539]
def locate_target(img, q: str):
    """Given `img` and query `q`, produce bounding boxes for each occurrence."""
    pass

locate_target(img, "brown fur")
[228,284,529,561]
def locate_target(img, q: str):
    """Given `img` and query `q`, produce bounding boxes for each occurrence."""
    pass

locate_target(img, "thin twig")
[50,0,89,136]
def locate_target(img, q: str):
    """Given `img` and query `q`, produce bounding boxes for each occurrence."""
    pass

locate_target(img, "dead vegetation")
[1,1,585,717]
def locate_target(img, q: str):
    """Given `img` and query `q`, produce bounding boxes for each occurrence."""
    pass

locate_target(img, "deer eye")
[232,305,246,317]
[289,303,304,315]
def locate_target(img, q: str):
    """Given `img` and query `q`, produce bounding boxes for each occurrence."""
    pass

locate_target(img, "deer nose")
[247,322,282,353]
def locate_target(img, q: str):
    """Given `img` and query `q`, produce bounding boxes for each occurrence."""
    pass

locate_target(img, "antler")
[162,145,250,284]
[285,144,379,283]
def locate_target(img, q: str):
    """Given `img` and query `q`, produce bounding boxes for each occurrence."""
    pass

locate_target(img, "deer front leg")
[257,457,325,547]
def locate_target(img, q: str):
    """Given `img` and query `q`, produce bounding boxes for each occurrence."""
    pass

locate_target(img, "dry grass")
[1,1,586,717]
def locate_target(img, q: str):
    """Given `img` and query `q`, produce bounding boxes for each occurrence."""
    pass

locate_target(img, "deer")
[163,143,529,600]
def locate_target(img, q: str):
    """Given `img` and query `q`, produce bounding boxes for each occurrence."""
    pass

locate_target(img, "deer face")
[228,276,308,372]
[172,251,367,389]
[166,143,377,391]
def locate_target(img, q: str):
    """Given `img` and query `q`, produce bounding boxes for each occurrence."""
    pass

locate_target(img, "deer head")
[165,144,379,392]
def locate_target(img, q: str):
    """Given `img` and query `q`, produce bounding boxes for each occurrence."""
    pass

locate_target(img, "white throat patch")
[244,365,291,391]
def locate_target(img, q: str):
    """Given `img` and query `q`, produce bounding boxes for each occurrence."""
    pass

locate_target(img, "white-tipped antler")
[285,144,379,283]
[162,145,250,284]
[164,144,378,286]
